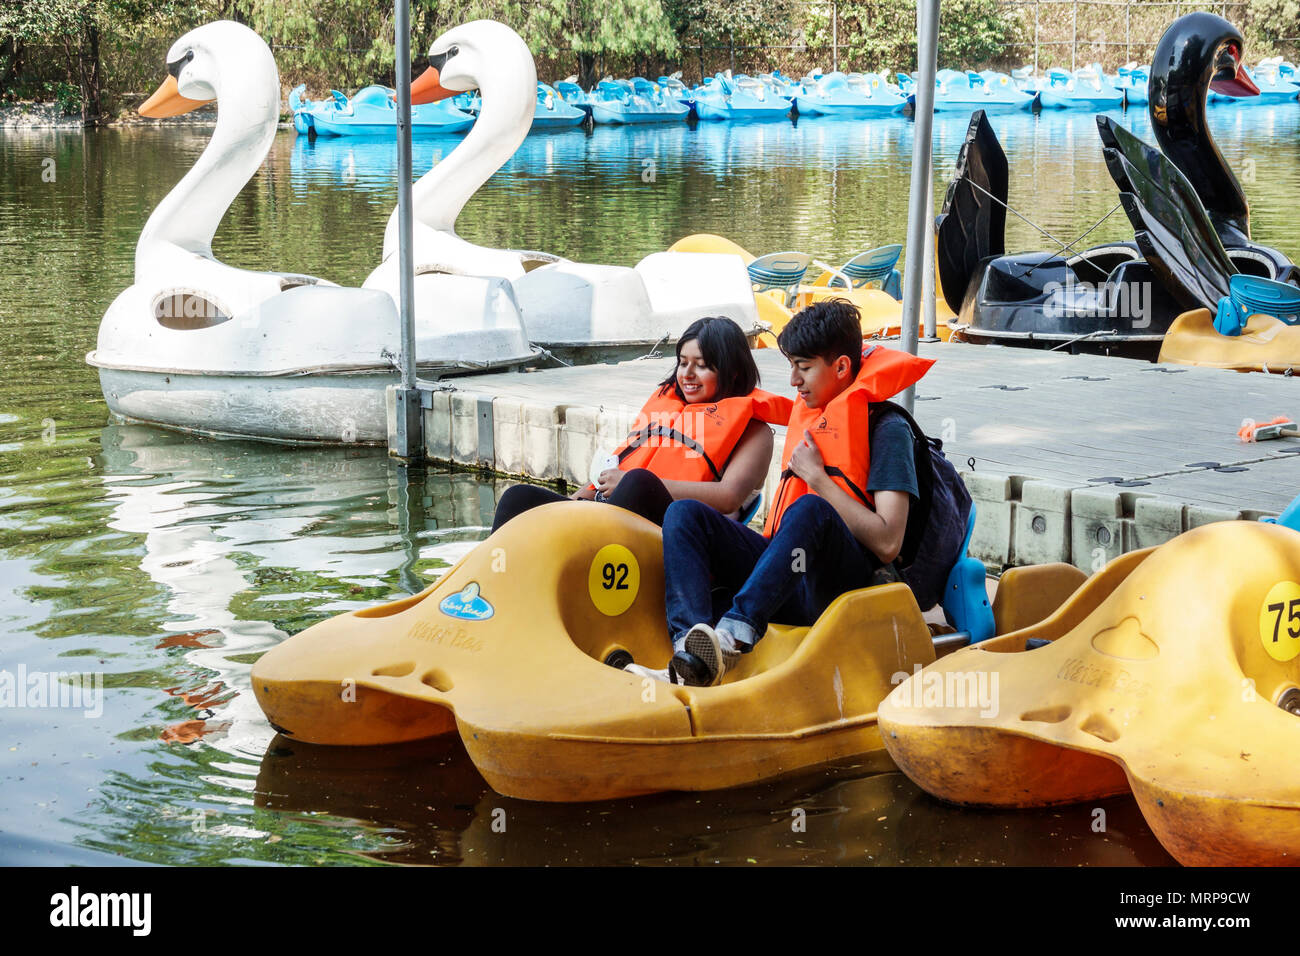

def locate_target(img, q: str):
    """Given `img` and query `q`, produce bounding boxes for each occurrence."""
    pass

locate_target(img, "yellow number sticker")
[589,544,640,617]
[1260,581,1300,662]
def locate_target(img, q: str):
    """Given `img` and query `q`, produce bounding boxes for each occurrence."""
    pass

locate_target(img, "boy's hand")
[789,430,827,484]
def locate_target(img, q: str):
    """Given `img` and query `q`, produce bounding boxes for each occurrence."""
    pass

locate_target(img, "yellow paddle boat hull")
[253,502,950,801]
[668,233,955,347]
[878,520,1300,866]
[1157,307,1300,372]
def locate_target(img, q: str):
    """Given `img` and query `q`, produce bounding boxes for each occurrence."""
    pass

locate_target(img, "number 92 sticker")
[588,544,640,617]
[1260,581,1300,662]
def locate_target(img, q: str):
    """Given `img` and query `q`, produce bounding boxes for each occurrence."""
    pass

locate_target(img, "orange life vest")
[762,345,935,537]
[607,386,793,484]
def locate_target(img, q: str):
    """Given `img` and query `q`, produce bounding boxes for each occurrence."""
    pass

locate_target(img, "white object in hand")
[590,451,620,486]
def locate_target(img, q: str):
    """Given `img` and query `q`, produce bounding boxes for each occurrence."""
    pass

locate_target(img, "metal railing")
[675,0,1255,79]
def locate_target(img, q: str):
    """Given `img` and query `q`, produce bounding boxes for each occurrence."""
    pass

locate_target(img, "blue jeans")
[661,495,883,650]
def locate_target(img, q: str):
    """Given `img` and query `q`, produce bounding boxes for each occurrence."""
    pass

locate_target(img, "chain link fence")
[671,0,1255,82]
[4,0,1287,114]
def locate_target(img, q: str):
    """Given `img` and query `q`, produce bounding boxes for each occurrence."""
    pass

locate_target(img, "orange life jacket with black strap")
[607,385,793,484]
[762,345,935,537]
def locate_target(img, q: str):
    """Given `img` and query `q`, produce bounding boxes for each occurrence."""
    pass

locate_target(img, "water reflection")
[256,734,1174,866]
[5,105,1298,864]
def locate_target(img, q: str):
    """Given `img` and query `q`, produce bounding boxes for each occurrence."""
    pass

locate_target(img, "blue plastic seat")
[940,504,996,645]
[1213,273,1300,336]
[830,244,904,300]
[1263,491,1300,533]
[747,251,811,308]
[737,492,763,527]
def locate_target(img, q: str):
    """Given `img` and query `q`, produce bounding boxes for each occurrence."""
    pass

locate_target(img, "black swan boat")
[935,13,1294,358]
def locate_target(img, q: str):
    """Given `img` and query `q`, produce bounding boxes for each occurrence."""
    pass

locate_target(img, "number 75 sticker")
[588,544,640,617]
[1260,581,1300,662]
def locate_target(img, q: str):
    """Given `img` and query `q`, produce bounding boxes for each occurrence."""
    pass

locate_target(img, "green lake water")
[4,104,1297,865]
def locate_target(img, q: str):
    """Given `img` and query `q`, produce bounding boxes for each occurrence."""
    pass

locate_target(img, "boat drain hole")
[1277,687,1300,716]
[421,668,453,692]
[603,649,634,670]
[1019,705,1071,724]
[1079,714,1121,743]
[371,661,415,678]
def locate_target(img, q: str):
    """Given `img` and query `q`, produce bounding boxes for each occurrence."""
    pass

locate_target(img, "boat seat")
[1262,491,1300,533]
[939,503,995,645]
[830,244,903,299]
[737,491,763,527]
[1213,273,1300,336]
[748,251,811,308]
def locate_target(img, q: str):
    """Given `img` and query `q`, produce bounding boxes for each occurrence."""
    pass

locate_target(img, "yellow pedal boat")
[1158,307,1300,373]
[667,233,955,345]
[878,519,1300,866]
[252,501,1074,802]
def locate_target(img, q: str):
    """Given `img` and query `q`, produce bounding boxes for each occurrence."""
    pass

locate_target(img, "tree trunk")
[83,21,102,122]
[0,37,20,93]
[578,51,596,91]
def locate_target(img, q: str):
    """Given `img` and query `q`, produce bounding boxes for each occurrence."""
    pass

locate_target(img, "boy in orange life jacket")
[628,299,927,687]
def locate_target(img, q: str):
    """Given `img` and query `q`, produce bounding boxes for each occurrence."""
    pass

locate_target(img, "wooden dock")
[407,341,1300,571]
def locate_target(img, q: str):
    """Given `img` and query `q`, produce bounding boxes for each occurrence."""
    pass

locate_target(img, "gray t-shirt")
[866,409,919,499]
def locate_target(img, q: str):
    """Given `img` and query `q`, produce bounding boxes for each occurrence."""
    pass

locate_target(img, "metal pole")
[1034,0,1040,72]
[1126,0,1131,65]
[1071,0,1077,72]
[922,159,937,339]
[390,0,422,459]
[899,0,939,414]
[832,1,838,73]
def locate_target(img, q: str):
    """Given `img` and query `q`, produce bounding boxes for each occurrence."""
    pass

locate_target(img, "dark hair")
[776,298,862,376]
[657,316,760,400]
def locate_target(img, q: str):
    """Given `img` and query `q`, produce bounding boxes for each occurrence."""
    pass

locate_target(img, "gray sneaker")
[676,623,741,687]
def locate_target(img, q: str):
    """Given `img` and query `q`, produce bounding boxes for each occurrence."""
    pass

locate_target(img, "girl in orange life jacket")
[490,316,790,532]
[628,299,935,687]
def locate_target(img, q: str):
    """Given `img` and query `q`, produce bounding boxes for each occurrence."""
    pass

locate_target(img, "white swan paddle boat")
[385,20,763,363]
[87,21,536,445]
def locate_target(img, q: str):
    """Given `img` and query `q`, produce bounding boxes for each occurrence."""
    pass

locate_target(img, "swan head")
[140,20,279,121]
[410,20,536,105]
[1150,12,1258,118]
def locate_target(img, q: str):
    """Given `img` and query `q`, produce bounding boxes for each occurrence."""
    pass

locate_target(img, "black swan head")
[1148,12,1259,244]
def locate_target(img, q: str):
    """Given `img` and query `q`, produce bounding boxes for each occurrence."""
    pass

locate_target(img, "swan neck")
[1149,30,1251,240]
[411,86,532,234]
[137,101,274,271]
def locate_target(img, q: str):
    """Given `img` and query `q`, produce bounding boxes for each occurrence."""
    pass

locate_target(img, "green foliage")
[522,0,678,58]
[938,0,1023,66]
[830,0,1022,72]
[665,0,805,45]
[232,0,397,87]
[49,78,82,113]
[1249,0,1300,49]
[517,0,678,87]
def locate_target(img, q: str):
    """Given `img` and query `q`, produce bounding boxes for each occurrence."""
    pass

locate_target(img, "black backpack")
[868,401,973,610]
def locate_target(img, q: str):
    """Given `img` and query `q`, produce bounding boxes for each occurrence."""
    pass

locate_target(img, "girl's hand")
[596,468,625,495]
[789,429,826,483]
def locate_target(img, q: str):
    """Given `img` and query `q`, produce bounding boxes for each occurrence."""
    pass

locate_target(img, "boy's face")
[787,353,854,408]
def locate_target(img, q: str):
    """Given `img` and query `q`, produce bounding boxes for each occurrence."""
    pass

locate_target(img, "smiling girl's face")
[676,338,720,403]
